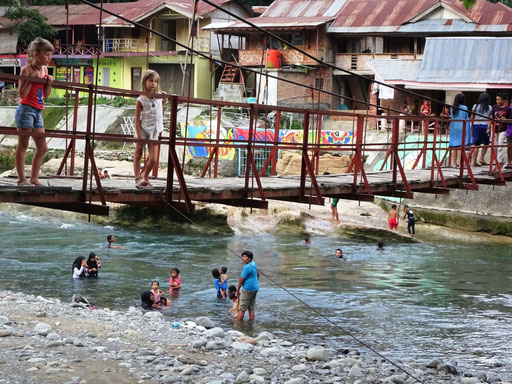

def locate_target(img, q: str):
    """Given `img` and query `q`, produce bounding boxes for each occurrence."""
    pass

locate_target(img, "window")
[291,32,305,46]
[315,78,324,90]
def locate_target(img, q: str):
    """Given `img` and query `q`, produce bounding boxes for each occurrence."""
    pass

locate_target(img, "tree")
[4,5,55,45]
[460,0,512,9]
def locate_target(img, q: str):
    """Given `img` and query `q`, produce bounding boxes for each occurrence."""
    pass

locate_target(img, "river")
[0,206,511,379]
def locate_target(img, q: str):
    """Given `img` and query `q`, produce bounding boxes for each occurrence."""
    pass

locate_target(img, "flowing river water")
[1,206,511,379]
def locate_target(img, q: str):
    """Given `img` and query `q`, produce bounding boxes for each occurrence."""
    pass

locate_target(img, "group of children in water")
[140,266,240,317]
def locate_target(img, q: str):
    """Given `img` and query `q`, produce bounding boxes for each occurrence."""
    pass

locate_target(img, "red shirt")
[19,66,48,110]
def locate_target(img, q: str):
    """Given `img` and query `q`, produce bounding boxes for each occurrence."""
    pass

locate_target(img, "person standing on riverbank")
[236,250,259,321]
[403,205,416,237]
[15,37,54,187]
[103,234,124,249]
[331,198,340,223]
[388,204,399,230]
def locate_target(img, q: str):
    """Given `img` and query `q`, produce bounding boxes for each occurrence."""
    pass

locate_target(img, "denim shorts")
[15,104,44,129]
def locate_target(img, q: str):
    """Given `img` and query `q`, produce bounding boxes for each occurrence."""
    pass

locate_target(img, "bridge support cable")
[75,0,409,119]
[161,195,426,384]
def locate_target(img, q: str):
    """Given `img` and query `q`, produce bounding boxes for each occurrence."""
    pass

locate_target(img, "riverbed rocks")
[0,289,508,383]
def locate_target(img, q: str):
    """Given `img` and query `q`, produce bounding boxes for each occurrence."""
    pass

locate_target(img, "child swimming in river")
[227,285,239,317]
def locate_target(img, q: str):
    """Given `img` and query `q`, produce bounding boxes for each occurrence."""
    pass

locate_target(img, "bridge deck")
[1,166,509,215]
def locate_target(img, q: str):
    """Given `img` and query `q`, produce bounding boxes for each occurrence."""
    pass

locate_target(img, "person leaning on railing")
[491,92,512,166]
[448,93,469,168]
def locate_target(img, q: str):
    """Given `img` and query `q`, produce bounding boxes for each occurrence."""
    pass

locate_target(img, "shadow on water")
[0,207,511,378]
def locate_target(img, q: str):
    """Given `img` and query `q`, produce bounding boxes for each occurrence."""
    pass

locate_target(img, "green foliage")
[0,148,16,168]
[112,96,126,107]
[104,141,123,150]
[461,0,512,8]
[41,106,66,130]
[4,5,55,45]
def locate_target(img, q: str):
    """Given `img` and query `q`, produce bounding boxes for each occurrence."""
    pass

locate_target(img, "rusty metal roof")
[329,0,512,33]
[367,37,512,89]
[0,0,235,27]
[206,0,345,31]
[261,0,346,18]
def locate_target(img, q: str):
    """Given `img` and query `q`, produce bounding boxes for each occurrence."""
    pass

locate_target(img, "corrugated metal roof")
[262,0,345,18]
[367,37,512,87]
[329,0,512,32]
[0,0,234,27]
[210,16,333,30]
[207,0,343,30]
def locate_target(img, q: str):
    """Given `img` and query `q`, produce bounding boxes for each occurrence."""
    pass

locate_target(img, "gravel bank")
[0,290,508,384]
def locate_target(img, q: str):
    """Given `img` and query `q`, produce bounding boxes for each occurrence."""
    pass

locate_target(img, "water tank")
[265,49,281,69]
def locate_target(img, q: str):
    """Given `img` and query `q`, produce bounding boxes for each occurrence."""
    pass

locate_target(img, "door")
[131,67,142,91]
[73,67,81,83]
[149,63,194,96]
[102,67,110,87]
[161,21,176,51]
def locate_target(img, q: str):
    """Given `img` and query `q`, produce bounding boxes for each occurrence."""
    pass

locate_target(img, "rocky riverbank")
[0,290,506,384]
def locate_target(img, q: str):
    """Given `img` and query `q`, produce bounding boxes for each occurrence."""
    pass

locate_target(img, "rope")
[64,0,70,175]
[179,0,199,201]
[163,200,425,384]
[75,0,406,117]
[87,0,104,222]
[197,0,486,122]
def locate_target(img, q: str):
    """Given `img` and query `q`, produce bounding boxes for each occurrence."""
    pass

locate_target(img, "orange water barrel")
[265,49,281,69]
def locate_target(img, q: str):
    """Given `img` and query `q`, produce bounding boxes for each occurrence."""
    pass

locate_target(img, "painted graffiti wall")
[179,120,354,160]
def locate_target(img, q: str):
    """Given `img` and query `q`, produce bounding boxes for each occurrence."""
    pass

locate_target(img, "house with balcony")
[207,0,346,109]
[327,0,512,112]
[0,0,253,99]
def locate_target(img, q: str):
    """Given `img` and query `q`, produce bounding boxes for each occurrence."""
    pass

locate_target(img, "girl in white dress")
[133,70,165,187]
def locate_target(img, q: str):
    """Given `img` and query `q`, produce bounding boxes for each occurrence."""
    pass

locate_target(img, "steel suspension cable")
[75,0,408,118]
[179,0,199,202]
[198,0,490,122]
[162,199,425,384]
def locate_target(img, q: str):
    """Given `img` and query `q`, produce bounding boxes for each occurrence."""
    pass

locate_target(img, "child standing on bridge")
[15,37,54,186]
[133,70,166,187]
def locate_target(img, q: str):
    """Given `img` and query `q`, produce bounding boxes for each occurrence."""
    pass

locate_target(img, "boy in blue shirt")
[236,250,259,321]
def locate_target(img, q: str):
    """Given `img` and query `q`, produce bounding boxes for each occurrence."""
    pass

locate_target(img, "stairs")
[220,64,239,83]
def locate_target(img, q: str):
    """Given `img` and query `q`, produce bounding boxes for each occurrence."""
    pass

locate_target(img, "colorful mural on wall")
[374,134,450,171]
[180,120,354,160]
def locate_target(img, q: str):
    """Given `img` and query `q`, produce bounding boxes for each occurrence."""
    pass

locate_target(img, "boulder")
[231,342,254,352]
[34,323,52,336]
[194,316,215,329]
[306,346,329,361]
[144,311,163,319]
[205,327,225,339]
